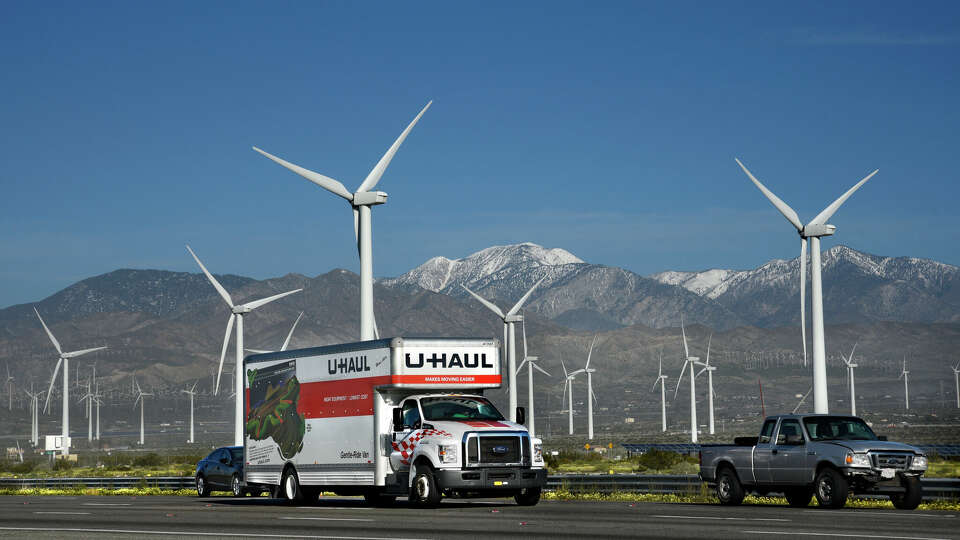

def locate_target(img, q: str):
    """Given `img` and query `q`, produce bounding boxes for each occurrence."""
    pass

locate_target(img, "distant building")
[624,417,635,424]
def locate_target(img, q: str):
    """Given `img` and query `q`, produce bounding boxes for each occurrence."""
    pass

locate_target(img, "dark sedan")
[195,446,260,497]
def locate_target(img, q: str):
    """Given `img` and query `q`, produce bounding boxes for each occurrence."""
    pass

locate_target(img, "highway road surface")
[0,495,956,539]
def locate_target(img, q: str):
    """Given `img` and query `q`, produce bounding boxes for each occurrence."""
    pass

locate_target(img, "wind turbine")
[651,351,668,432]
[840,343,859,416]
[793,386,814,414]
[15,440,23,463]
[246,312,304,354]
[93,381,102,441]
[134,379,152,446]
[695,334,717,435]
[559,357,581,435]
[182,381,199,444]
[253,101,432,342]
[462,276,547,422]
[24,386,43,446]
[78,376,93,442]
[899,358,910,410]
[952,361,960,409]
[674,318,704,443]
[186,245,302,446]
[35,308,107,455]
[737,159,877,414]
[583,335,600,441]
[516,315,550,438]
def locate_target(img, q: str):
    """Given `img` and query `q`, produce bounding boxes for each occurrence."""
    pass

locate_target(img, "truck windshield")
[420,397,505,421]
[803,417,878,441]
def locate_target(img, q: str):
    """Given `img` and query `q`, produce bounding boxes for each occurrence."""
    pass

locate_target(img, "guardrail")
[2,475,958,500]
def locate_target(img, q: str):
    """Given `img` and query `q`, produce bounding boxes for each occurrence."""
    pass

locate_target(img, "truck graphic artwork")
[245,360,305,460]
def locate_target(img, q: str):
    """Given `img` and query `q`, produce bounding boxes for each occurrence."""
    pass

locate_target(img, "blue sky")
[1,1,958,308]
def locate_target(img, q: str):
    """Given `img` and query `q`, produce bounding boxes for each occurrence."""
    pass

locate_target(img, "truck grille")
[464,433,527,466]
[870,452,912,470]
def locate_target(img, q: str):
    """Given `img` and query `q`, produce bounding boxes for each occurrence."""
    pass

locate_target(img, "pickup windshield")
[803,416,878,441]
[420,396,505,421]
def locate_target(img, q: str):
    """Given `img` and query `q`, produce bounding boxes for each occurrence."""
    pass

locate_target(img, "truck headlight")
[845,453,871,468]
[533,443,543,463]
[439,444,458,464]
[911,455,928,470]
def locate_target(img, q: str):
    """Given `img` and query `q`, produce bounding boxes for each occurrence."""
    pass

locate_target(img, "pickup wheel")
[814,467,848,509]
[891,476,922,510]
[514,487,541,506]
[784,487,813,507]
[409,465,441,508]
[715,467,745,506]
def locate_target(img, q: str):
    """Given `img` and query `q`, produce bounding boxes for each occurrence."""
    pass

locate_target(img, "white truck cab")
[242,337,547,507]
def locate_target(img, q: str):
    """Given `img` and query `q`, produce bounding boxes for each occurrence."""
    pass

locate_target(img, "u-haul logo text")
[404,353,493,369]
[328,355,371,375]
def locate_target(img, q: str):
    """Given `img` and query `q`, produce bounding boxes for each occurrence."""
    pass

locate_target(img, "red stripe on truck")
[296,376,391,418]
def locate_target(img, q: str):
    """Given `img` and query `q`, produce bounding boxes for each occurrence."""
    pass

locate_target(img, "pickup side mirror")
[516,407,526,426]
[392,407,403,432]
[878,435,888,441]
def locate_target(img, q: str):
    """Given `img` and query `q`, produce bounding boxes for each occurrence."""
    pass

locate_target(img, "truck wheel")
[891,476,922,510]
[715,467,745,506]
[196,474,211,497]
[814,467,848,509]
[281,468,305,504]
[784,487,813,507]
[231,474,245,497]
[514,487,541,506]
[409,465,441,508]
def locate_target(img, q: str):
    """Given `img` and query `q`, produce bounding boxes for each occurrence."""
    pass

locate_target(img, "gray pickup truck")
[699,414,928,509]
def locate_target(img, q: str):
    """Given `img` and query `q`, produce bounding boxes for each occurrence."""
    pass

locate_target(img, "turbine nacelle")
[801,223,836,238]
[351,191,388,206]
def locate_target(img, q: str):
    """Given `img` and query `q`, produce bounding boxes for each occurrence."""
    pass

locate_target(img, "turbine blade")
[560,357,569,378]
[696,367,707,378]
[736,158,804,232]
[461,285,505,318]
[800,238,808,368]
[506,275,547,317]
[585,335,598,370]
[252,147,353,201]
[242,288,302,311]
[186,246,234,308]
[522,314,528,359]
[681,316,690,360]
[561,380,568,408]
[34,308,62,355]
[533,363,551,377]
[706,334,712,366]
[245,349,270,354]
[215,314,235,395]
[516,359,528,376]
[43,358,63,413]
[810,169,879,225]
[63,346,107,359]
[652,377,660,392]
[674,362,687,399]
[356,101,432,193]
[849,342,858,360]
[353,207,361,257]
[658,350,663,377]
[280,311,304,352]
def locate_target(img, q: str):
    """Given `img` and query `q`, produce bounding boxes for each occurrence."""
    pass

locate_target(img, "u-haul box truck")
[243,337,547,507]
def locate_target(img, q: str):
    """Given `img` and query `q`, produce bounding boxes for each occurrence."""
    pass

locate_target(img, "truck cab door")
[770,419,806,485]
[752,419,778,484]
[389,399,421,472]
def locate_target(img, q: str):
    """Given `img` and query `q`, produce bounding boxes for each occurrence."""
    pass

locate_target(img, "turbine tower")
[24,386,43,446]
[134,379,152,446]
[35,308,107,455]
[652,351,668,432]
[246,312,304,354]
[516,316,550,438]
[462,277,547,422]
[186,245,302,446]
[840,343,859,416]
[899,358,910,411]
[695,334,717,435]
[737,159,877,414]
[182,381,199,444]
[78,377,93,442]
[952,361,960,409]
[253,102,431,342]
[674,318,705,443]
[560,357,582,435]
[583,335,599,441]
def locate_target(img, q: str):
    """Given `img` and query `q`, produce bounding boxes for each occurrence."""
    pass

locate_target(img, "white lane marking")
[281,517,375,522]
[741,530,949,540]
[801,510,955,518]
[653,514,790,522]
[83,503,133,506]
[296,507,375,510]
[0,527,427,540]
[32,511,92,515]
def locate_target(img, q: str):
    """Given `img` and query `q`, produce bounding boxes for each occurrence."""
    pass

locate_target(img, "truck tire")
[891,476,922,510]
[514,487,541,506]
[231,474,245,497]
[281,468,306,504]
[196,474,211,497]
[715,467,745,506]
[784,487,813,507]
[409,465,441,508]
[814,467,848,509]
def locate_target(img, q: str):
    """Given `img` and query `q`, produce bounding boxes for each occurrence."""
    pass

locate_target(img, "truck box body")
[242,336,546,497]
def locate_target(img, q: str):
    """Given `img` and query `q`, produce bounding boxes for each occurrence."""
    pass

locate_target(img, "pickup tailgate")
[700,445,755,484]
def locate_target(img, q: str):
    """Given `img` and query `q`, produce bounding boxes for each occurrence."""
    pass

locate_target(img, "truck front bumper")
[436,467,547,490]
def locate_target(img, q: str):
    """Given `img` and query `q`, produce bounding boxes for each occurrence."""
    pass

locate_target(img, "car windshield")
[803,417,878,441]
[229,448,243,461]
[420,396,505,421]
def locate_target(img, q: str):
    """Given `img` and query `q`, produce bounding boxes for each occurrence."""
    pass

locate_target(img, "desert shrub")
[52,459,74,472]
[132,453,162,467]
[634,450,686,472]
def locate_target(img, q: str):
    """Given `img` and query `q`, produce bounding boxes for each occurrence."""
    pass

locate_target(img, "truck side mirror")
[516,407,526,426]
[392,407,403,432]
